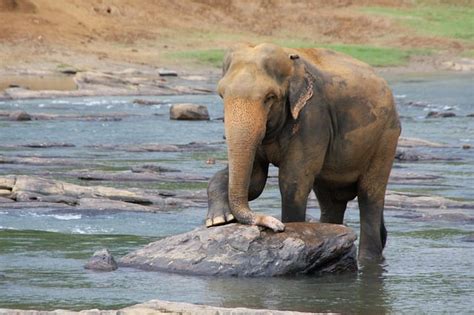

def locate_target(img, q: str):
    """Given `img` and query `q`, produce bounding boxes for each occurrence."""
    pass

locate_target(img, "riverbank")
[1,0,474,99]
[1,53,472,100]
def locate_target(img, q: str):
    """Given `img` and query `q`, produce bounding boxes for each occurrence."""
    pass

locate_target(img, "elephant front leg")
[206,160,269,227]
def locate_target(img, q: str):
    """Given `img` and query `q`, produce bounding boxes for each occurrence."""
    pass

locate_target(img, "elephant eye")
[264,93,277,106]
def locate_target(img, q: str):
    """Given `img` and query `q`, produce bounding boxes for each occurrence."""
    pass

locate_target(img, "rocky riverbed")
[0,73,473,313]
[0,299,316,315]
[0,69,216,100]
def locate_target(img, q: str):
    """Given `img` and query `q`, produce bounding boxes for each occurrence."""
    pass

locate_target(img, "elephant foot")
[358,250,384,264]
[255,214,285,232]
[206,205,236,228]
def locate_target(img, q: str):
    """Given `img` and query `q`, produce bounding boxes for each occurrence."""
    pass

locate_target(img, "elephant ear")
[288,55,314,120]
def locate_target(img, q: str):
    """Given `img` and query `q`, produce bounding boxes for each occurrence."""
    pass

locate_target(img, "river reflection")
[204,262,391,313]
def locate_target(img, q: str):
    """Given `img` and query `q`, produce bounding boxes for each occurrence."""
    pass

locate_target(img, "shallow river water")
[0,73,473,313]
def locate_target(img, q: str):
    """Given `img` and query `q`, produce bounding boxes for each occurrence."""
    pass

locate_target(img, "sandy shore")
[0,299,319,315]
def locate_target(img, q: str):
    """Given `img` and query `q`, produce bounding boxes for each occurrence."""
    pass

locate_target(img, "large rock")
[2,175,195,212]
[170,103,210,120]
[120,222,357,277]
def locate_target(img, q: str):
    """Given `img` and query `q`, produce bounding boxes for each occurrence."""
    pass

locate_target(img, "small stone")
[395,149,419,161]
[8,111,31,121]
[84,249,118,271]
[158,69,178,77]
[133,99,164,106]
[170,104,210,121]
[426,111,456,118]
[460,234,474,242]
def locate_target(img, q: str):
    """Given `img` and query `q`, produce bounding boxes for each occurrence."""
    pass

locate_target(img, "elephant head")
[217,43,315,231]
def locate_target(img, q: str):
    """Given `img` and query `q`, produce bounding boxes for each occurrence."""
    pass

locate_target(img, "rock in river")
[169,103,210,120]
[8,110,31,121]
[119,222,357,277]
[85,248,118,271]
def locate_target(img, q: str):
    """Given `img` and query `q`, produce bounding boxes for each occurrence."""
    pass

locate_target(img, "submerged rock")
[170,103,210,120]
[132,98,165,106]
[394,148,461,162]
[460,234,474,242]
[426,111,456,118]
[84,249,118,271]
[8,110,31,121]
[120,222,357,277]
[397,137,448,148]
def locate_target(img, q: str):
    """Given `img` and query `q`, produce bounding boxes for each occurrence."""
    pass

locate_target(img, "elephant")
[206,43,401,261]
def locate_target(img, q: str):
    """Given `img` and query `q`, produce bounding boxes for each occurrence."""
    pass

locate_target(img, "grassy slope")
[166,2,472,68]
[169,43,432,68]
[361,4,474,41]
[0,0,472,70]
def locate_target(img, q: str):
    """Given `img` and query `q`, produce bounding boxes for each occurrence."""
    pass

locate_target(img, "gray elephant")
[206,43,401,261]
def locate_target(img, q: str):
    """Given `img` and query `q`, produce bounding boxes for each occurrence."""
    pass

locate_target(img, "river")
[0,72,473,313]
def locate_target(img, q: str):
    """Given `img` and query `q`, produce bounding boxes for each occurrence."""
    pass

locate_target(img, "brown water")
[0,75,77,91]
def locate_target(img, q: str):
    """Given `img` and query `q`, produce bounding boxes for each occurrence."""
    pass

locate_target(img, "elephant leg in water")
[357,129,399,260]
[206,159,269,227]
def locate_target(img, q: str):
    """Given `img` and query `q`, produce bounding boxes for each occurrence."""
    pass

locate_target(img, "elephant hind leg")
[357,129,399,261]
[314,183,356,224]
[207,167,233,227]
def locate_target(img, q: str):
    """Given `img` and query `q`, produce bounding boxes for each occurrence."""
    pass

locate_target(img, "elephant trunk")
[224,97,266,225]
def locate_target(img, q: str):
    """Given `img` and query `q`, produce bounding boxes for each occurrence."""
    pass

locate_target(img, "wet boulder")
[170,103,210,120]
[119,222,357,277]
[8,110,31,121]
[85,249,118,271]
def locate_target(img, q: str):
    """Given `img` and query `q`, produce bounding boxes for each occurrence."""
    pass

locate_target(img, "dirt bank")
[0,0,472,79]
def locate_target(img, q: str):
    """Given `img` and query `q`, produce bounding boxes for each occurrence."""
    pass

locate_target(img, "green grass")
[361,4,474,41]
[322,44,431,67]
[167,49,225,67]
[461,49,474,58]
[168,42,431,68]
